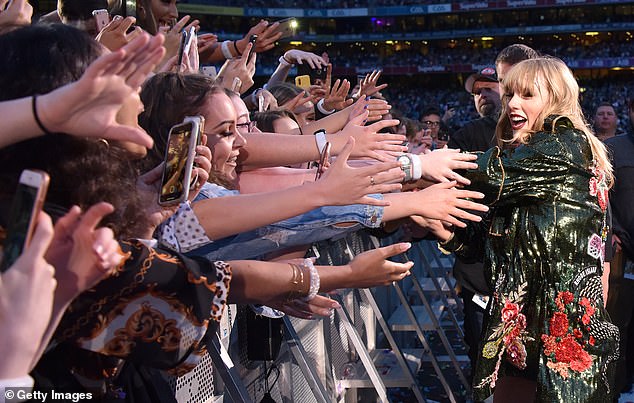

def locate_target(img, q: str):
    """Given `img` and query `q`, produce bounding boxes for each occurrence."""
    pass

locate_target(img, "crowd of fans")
[182,0,449,8]
[2,1,634,402]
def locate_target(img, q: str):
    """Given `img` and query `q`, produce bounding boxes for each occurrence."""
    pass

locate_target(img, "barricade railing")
[169,228,467,402]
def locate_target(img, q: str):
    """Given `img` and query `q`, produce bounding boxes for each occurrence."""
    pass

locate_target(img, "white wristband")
[279,55,293,67]
[221,40,233,59]
[302,258,320,301]
[314,129,327,154]
[408,153,422,180]
[317,98,336,115]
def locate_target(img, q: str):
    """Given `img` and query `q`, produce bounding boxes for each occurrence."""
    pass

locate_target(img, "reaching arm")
[195,138,403,239]
[239,117,407,169]
[227,242,414,304]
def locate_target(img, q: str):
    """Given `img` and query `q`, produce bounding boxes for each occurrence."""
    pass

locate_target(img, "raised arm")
[239,116,407,169]
[194,138,403,239]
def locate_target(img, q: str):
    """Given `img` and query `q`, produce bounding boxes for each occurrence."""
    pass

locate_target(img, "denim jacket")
[157,183,384,261]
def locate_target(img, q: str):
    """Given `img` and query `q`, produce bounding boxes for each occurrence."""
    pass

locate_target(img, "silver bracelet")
[302,258,320,301]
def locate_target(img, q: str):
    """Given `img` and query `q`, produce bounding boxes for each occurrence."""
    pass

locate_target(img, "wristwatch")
[396,154,413,182]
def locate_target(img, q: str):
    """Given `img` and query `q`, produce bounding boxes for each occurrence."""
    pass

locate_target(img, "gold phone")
[295,75,311,90]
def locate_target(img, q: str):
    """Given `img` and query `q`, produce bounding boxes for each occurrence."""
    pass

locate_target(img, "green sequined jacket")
[443,116,619,402]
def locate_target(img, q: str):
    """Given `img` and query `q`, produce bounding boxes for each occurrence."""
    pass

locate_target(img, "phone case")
[0,170,49,272]
[92,9,110,32]
[158,120,200,206]
[295,75,311,90]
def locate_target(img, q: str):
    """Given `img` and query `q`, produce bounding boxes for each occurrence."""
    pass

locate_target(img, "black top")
[447,116,497,295]
[605,133,634,260]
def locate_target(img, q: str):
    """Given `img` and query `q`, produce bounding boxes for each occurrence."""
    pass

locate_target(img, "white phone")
[0,170,50,272]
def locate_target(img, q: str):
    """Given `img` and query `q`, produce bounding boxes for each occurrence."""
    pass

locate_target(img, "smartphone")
[295,75,311,90]
[315,141,331,181]
[92,9,110,32]
[0,170,50,272]
[158,119,200,206]
[297,63,327,85]
[247,34,258,61]
[177,26,196,69]
[273,17,297,40]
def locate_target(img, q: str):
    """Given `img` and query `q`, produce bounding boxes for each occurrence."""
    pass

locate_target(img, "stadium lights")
[290,41,302,46]
[385,40,394,44]
[585,32,599,36]
[481,36,494,41]
[290,20,298,29]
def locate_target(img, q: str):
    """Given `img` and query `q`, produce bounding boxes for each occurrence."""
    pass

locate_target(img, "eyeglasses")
[236,121,256,132]
[422,121,440,127]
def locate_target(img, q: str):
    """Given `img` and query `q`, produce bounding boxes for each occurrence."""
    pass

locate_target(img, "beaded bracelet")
[302,258,320,301]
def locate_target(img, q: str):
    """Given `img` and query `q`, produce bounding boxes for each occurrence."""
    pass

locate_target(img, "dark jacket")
[447,116,497,295]
[605,133,634,260]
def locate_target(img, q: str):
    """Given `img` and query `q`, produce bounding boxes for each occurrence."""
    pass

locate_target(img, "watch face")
[398,155,411,165]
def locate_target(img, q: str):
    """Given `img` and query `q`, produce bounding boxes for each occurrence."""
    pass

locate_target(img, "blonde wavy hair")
[496,56,613,185]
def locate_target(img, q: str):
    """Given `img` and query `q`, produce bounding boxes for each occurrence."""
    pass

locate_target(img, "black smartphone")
[248,34,258,61]
[297,63,327,85]
[158,118,201,206]
[0,170,50,272]
[315,142,331,181]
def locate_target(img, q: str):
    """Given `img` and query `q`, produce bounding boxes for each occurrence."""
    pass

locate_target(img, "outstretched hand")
[419,148,479,185]
[37,33,165,149]
[412,181,488,228]
[338,111,407,161]
[314,137,404,206]
[345,242,414,288]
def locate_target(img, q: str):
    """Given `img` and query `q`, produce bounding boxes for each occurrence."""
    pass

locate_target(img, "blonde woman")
[436,57,618,402]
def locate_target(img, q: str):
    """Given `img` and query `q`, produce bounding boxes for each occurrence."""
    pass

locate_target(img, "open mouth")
[509,114,527,131]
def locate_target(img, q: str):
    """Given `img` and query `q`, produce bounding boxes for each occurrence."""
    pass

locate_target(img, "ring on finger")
[370,176,375,186]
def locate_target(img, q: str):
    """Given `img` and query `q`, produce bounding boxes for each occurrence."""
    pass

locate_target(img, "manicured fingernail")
[363,105,368,109]
[332,301,341,309]
[365,96,370,101]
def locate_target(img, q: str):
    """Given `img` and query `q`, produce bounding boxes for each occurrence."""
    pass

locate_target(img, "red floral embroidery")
[477,283,533,390]
[549,312,569,337]
[589,165,609,212]
[542,291,596,378]
[502,301,519,322]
